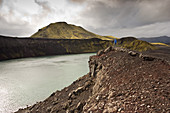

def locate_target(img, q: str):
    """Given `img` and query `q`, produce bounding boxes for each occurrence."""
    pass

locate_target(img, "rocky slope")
[16,47,170,113]
[31,22,116,40]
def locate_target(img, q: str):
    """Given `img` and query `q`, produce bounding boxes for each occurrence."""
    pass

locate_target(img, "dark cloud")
[0,0,54,37]
[0,0,170,37]
[0,16,34,36]
[34,0,53,14]
[0,0,34,36]
[70,0,170,36]
[0,13,34,36]
[0,0,2,4]
[33,0,54,25]
[0,0,3,8]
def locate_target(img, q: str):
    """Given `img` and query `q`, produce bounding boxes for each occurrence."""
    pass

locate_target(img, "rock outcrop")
[16,46,170,113]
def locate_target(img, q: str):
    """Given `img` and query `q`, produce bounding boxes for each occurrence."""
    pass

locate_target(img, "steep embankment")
[0,36,112,61]
[16,47,170,113]
[31,22,116,40]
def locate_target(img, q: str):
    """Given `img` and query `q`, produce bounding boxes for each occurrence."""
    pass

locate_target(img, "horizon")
[0,0,170,38]
[0,24,169,39]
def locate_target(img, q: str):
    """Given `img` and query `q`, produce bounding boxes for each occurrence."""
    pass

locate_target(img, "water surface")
[0,53,94,113]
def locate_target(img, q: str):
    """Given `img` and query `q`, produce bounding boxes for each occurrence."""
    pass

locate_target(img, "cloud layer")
[70,0,170,37]
[0,0,170,37]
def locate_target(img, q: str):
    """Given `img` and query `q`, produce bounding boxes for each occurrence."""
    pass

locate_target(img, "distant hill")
[31,22,116,40]
[139,36,170,44]
[117,37,156,52]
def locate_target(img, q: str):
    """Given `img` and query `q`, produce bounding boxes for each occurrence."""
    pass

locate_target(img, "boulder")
[142,55,155,61]
[128,51,138,56]
[104,46,112,53]
[97,50,104,56]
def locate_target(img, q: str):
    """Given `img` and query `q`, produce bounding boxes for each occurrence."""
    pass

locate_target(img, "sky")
[0,0,170,38]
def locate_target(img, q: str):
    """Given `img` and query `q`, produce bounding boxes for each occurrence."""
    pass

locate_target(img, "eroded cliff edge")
[0,36,112,61]
[16,47,170,113]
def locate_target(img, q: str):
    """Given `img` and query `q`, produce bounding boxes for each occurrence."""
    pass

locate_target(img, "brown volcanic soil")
[16,47,170,113]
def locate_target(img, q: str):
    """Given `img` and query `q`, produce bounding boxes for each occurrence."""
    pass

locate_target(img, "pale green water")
[0,53,94,113]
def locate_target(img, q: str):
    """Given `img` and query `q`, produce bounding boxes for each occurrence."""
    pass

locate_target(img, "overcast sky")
[0,0,170,38]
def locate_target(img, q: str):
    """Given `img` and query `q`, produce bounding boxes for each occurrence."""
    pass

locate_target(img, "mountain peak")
[31,22,115,40]
[50,21,68,25]
[31,22,98,39]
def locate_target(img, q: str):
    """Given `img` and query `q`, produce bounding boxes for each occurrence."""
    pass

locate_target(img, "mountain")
[16,47,170,113]
[31,22,116,40]
[139,36,170,44]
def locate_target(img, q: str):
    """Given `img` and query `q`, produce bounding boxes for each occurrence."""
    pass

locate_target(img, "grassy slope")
[31,22,117,40]
[118,37,156,52]
[151,42,170,47]
[32,22,106,40]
